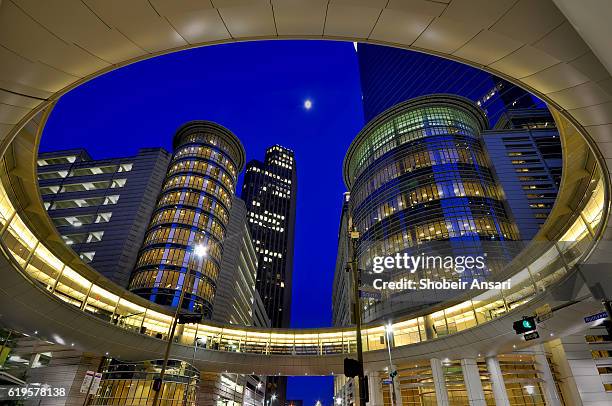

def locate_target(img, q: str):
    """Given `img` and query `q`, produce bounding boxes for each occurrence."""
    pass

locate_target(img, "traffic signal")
[390,370,398,378]
[361,375,369,403]
[513,316,537,334]
[152,378,162,392]
[603,319,612,336]
[344,358,363,378]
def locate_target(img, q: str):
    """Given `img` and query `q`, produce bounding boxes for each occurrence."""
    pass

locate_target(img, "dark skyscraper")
[356,44,541,125]
[241,145,297,406]
[241,145,297,329]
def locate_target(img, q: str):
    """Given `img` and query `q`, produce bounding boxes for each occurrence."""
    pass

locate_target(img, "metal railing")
[0,165,604,357]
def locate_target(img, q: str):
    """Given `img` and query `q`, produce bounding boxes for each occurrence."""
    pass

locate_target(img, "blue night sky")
[41,40,365,403]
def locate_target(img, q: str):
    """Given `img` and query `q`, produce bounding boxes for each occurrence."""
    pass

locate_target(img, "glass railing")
[0,162,604,357]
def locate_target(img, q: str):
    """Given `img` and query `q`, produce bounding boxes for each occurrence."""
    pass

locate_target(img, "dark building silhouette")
[241,145,297,328]
[241,145,297,406]
[356,43,542,125]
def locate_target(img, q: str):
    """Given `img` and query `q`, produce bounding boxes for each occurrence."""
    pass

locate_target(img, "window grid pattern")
[348,106,482,183]
[93,359,198,406]
[345,98,520,318]
[129,128,242,317]
[0,161,602,358]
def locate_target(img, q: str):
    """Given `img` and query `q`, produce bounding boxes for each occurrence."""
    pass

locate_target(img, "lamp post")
[385,324,397,406]
[151,244,207,406]
[348,227,367,406]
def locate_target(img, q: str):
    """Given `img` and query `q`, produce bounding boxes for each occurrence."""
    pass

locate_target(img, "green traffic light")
[522,320,533,329]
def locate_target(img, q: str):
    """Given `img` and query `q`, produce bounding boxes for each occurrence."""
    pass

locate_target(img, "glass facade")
[482,108,563,240]
[129,121,245,318]
[92,359,199,406]
[241,145,297,329]
[356,44,542,126]
[343,95,521,320]
[241,145,297,406]
[0,151,606,357]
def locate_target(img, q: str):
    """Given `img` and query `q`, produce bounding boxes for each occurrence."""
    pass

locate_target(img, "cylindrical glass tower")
[129,121,245,318]
[343,94,520,321]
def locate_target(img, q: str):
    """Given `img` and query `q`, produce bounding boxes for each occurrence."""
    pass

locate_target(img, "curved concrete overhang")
[0,228,602,376]
[0,0,611,374]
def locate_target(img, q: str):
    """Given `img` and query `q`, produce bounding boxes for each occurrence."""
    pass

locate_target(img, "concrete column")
[25,349,103,406]
[367,371,383,406]
[175,323,185,342]
[485,356,510,406]
[461,358,486,406]
[430,358,449,406]
[533,345,562,406]
[548,331,612,405]
[28,352,41,368]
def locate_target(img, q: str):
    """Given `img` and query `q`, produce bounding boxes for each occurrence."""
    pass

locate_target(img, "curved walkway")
[0,0,611,375]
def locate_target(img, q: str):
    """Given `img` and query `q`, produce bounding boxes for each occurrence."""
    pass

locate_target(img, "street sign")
[584,311,608,323]
[536,304,553,322]
[382,379,392,385]
[80,371,95,394]
[524,331,540,341]
[89,372,102,394]
[359,290,382,300]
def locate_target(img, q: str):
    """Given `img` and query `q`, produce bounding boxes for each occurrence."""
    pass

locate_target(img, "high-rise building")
[342,94,520,322]
[37,148,171,287]
[355,43,561,251]
[211,196,261,325]
[38,122,270,406]
[241,145,297,406]
[205,196,268,406]
[129,121,245,318]
[241,145,297,328]
[356,43,541,125]
[331,193,352,327]
[482,108,562,241]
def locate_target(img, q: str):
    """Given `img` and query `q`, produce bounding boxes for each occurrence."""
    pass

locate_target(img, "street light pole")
[349,227,367,406]
[385,325,396,406]
[151,244,207,406]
